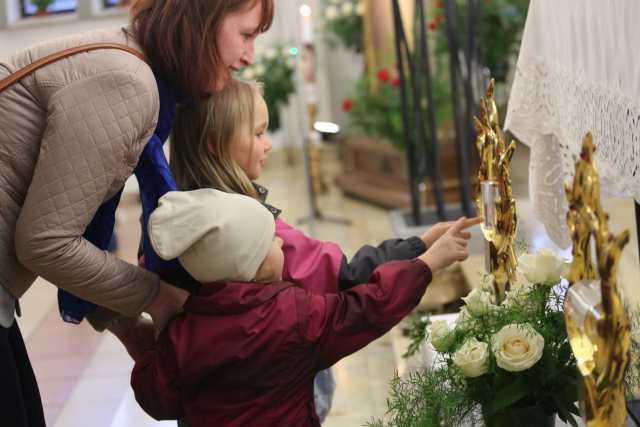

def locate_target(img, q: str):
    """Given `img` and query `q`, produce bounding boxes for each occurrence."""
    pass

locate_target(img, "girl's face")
[232,93,271,180]
[215,1,262,90]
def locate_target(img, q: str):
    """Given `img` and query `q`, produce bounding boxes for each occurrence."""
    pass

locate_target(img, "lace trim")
[506,58,640,248]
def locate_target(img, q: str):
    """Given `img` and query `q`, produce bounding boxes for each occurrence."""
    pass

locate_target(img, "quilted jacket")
[0,28,161,316]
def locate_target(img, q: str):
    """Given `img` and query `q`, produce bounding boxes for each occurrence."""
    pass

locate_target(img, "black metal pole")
[417,0,446,219]
[443,0,475,217]
[392,0,421,225]
[465,0,479,165]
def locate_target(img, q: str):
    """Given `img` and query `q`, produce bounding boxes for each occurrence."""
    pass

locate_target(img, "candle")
[300,4,314,43]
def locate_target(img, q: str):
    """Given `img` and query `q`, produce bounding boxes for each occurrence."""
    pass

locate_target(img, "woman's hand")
[420,217,482,247]
[108,315,155,362]
[145,281,190,337]
[419,216,482,273]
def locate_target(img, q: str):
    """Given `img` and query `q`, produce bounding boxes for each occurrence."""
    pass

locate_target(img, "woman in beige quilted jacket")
[0,1,274,425]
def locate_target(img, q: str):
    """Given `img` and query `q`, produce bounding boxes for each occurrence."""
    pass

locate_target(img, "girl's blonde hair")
[170,79,260,198]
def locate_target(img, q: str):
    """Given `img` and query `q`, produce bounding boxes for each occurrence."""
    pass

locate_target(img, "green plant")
[342,66,452,153]
[370,251,580,427]
[32,0,55,10]
[430,0,530,83]
[402,314,431,359]
[321,0,364,53]
[240,46,296,132]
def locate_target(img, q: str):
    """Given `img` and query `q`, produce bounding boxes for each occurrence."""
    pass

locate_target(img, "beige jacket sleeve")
[14,69,160,317]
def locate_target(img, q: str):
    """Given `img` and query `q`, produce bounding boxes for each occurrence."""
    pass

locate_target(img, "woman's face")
[215,1,263,90]
[232,92,271,180]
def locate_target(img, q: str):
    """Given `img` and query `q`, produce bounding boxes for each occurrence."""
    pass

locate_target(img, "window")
[103,0,129,8]
[21,0,77,17]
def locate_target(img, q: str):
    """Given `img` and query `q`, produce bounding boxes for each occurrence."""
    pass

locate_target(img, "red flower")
[377,69,390,82]
[392,77,401,87]
[342,99,353,112]
[436,0,444,8]
[435,14,445,25]
[428,20,438,32]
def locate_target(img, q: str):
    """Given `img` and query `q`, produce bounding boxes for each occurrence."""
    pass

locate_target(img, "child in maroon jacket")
[132,189,479,427]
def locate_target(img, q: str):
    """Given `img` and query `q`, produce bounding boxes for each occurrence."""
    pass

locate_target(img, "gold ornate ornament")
[474,79,518,302]
[564,133,630,427]
[305,104,327,195]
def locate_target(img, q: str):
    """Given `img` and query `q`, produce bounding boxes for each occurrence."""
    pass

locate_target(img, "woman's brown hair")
[130,0,273,99]
[170,79,260,198]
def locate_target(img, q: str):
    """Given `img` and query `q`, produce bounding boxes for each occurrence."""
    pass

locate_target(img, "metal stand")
[390,0,477,227]
[297,104,351,226]
[442,0,479,218]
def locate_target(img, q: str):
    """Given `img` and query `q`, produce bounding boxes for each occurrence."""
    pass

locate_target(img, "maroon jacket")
[131,259,432,426]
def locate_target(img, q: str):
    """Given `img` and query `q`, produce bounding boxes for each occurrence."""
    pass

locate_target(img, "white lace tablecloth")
[505,0,640,248]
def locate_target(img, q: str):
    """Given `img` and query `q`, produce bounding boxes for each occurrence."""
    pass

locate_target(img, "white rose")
[355,1,365,15]
[325,5,338,20]
[429,320,454,352]
[455,307,475,331]
[462,289,494,316]
[492,324,544,372]
[518,250,567,285]
[453,338,490,377]
[254,64,265,76]
[341,2,354,15]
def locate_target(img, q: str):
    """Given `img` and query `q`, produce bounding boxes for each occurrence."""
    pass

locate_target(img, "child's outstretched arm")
[337,236,426,290]
[130,333,183,421]
[276,217,481,295]
[340,216,482,289]
[297,259,432,370]
[298,217,476,369]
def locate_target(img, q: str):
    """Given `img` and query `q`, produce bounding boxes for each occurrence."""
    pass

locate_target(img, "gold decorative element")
[306,104,327,195]
[474,79,518,302]
[564,132,630,427]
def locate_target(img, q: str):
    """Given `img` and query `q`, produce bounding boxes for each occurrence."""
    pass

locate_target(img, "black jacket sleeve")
[338,236,426,290]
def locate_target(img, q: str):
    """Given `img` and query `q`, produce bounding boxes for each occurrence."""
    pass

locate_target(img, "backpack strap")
[0,42,145,94]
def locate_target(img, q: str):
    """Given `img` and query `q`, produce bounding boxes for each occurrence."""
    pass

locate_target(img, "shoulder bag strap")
[0,42,145,94]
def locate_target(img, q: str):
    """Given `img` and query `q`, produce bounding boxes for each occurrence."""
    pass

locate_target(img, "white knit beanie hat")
[148,189,276,283]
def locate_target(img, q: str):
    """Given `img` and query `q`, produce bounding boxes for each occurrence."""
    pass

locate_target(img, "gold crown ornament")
[564,132,631,427]
[474,79,518,303]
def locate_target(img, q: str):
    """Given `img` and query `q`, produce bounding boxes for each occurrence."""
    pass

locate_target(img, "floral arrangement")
[322,0,365,53]
[370,250,581,427]
[240,46,296,132]
[341,67,452,152]
[341,69,404,150]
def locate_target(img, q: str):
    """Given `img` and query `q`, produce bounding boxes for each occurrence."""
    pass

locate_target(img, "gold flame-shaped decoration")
[564,132,630,426]
[474,79,518,302]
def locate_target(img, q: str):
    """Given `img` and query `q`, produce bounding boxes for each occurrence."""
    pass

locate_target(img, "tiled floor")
[17,143,639,426]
